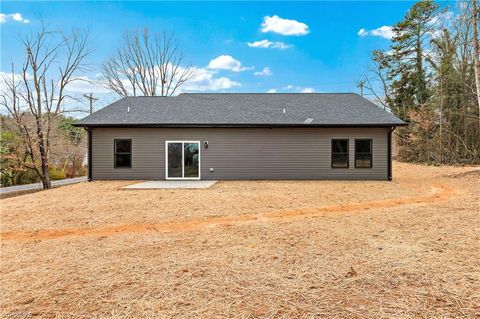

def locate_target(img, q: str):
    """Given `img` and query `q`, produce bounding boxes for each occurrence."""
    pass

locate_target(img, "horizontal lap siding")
[92,127,389,180]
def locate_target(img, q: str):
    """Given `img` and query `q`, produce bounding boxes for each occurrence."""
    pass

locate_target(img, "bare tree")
[362,50,392,110]
[102,29,195,97]
[0,25,91,189]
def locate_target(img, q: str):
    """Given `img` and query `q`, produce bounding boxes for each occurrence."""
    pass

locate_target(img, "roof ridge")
[123,93,359,97]
[180,92,357,95]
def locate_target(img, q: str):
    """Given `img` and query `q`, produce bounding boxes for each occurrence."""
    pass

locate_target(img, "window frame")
[331,139,349,169]
[165,141,201,180]
[114,139,132,169]
[354,139,373,169]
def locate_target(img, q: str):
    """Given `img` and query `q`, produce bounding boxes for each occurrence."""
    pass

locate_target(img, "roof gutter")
[73,123,408,128]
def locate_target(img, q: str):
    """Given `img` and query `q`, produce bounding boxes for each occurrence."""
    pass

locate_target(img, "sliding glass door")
[166,141,200,179]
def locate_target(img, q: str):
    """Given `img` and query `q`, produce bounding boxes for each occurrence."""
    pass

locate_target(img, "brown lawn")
[0,162,479,318]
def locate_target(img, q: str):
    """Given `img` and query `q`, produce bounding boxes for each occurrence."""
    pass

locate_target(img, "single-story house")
[73,93,406,181]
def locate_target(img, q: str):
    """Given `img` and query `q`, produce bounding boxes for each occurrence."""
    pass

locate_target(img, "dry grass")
[1,162,479,318]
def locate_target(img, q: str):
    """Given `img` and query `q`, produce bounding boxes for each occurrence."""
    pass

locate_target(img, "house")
[73,93,406,181]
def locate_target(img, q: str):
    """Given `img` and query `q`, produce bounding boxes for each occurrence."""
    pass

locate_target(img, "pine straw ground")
[0,162,479,318]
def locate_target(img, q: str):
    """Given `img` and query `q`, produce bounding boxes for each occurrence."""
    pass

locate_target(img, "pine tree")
[388,0,439,120]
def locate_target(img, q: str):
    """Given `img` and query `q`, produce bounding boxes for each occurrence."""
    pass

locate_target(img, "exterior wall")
[91,127,390,180]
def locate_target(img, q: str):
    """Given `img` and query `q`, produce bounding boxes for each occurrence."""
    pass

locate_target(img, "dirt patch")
[0,181,455,242]
[1,162,469,235]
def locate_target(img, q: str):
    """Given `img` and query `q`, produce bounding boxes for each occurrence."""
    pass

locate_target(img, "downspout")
[388,126,395,181]
[86,127,92,182]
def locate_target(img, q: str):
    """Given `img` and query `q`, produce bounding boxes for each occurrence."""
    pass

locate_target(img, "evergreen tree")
[388,0,439,120]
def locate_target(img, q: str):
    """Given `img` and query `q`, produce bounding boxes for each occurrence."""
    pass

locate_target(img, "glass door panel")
[167,143,182,178]
[166,141,200,179]
[184,143,199,178]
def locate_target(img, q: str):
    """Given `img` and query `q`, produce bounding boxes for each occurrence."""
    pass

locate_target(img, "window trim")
[354,139,373,169]
[331,139,349,169]
[114,139,132,169]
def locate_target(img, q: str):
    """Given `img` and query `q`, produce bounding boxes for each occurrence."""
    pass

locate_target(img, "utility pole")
[83,93,98,115]
[357,80,365,97]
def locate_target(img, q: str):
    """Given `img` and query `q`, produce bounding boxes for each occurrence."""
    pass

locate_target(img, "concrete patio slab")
[122,180,218,189]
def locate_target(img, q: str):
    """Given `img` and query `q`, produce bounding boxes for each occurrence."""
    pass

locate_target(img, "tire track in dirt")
[0,181,456,242]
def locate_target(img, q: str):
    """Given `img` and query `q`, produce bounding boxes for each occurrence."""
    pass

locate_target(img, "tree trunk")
[416,26,426,107]
[473,0,480,130]
[36,120,52,189]
[40,165,51,189]
[39,146,51,189]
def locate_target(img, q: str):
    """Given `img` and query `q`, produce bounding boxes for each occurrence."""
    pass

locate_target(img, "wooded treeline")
[364,0,480,164]
[1,115,86,186]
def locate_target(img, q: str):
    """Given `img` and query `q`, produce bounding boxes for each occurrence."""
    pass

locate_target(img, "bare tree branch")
[101,28,195,97]
[362,50,392,109]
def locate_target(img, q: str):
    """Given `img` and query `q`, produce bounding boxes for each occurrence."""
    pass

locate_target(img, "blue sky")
[1,1,420,109]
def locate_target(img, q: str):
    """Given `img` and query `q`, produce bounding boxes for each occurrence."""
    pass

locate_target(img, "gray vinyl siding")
[91,127,390,180]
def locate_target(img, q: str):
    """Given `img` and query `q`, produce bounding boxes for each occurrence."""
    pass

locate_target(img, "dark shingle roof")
[74,93,406,127]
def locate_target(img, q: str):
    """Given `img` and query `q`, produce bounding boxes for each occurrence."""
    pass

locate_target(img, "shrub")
[15,170,40,185]
[49,167,66,180]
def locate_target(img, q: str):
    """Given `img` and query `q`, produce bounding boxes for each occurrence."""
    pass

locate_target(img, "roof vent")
[283,108,286,114]
[127,106,130,113]
[304,118,314,124]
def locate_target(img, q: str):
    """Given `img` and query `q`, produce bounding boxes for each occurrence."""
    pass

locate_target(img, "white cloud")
[2,62,240,98]
[300,87,315,93]
[358,25,393,40]
[428,11,455,39]
[359,12,453,42]
[182,67,240,92]
[266,89,277,93]
[0,13,29,24]
[110,65,240,93]
[254,67,272,77]
[384,49,394,56]
[371,26,394,39]
[0,71,33,94]
[278,84,315,93]
[103,63,240,94]
[247,39,291,50]
[261,15,309,36]
[430,29,443,39]
[0,71,30,81]
[428,10,454,27]
[74,65,240,95]
[358,28,368,37]
[0,73,109,94]
[65,76,111,94]
[207,55,252,72]
[161,64,241,91]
